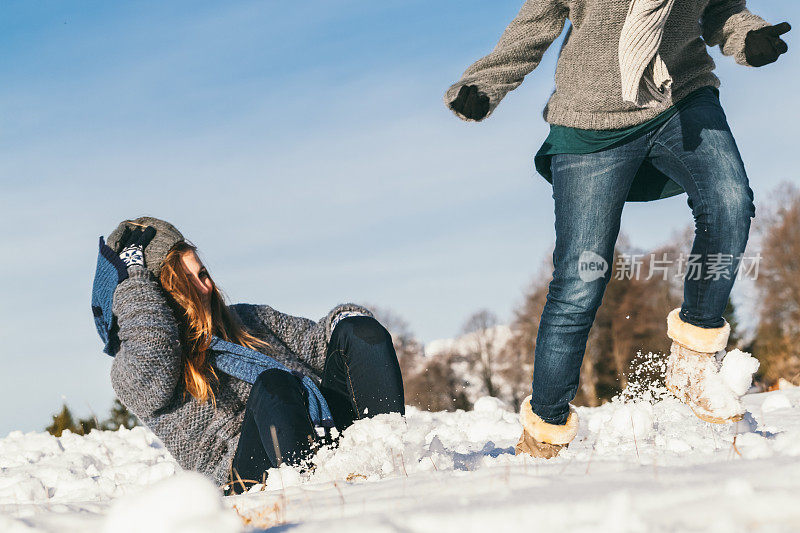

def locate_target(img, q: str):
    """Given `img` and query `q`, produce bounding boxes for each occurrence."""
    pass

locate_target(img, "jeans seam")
[342,355,361,417]
[650,138,714,316]
[331,347,361,418]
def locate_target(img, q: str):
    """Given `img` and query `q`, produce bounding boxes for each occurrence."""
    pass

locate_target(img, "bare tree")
[499,258,551,408]
[369,305,424,380]
[752,183,800,385]
[368,306,473,411]
[588,237,682,401]
[461,309,502,399]
[404,353,472,412]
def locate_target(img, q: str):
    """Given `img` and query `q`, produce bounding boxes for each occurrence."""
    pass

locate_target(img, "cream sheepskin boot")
[665,308,744,423]
[515,396,579,459]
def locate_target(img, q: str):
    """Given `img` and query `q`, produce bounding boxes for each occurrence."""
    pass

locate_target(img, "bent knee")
[255,368,294,386]
[335,316,391,346]
[547,268,608,317]
[727,192,755,223]
[252,369,304,401]
[707,186,755,229]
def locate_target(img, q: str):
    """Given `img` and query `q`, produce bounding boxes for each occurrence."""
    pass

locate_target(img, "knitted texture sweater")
[110,266,372,486]
[445,0,770,129]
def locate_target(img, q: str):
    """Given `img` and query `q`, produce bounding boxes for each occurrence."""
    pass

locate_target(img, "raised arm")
[444,0,569,121]
[230,302,373,372]
[110,266,184,417]
[701,0,772,66]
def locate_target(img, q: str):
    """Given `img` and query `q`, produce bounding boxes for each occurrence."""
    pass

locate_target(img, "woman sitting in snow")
[445,0,789,455]
[91,217,405,494]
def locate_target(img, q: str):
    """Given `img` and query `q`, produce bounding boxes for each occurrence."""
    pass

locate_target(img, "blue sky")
[1,0,797,436]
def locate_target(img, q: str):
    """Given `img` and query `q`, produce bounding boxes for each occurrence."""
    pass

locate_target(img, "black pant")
[228,316,404,493]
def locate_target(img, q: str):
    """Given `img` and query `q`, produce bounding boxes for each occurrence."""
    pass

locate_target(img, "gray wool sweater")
[110,266,372,487]
[445,0,770,129]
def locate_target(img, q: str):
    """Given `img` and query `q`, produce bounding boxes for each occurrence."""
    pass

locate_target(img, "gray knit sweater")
[445,0,770,129]
[110,266,372,486]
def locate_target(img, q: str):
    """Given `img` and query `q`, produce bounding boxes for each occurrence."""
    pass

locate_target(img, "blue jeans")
[532,92,755,425]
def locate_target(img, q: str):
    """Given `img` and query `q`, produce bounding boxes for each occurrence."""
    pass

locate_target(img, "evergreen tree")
[77,416,100,435]
[103,399,139,431]
[45,398,137,436]
[45,404,79,437]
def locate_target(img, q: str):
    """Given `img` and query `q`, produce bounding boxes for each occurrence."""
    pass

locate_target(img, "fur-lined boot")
[515,396,579,458]
[665,308,744,423]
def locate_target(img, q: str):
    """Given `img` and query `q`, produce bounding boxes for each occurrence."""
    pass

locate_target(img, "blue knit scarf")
[91,237,333,427]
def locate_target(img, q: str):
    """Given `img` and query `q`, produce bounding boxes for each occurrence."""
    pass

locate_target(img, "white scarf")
[618,0,676,108]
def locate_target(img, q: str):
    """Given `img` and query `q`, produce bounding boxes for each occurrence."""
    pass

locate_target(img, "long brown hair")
[159,241,269,406]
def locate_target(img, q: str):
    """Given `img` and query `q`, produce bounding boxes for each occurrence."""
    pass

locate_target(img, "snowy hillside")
[424,325,513,358]
[2,385,800,532]
[423,325,519,405]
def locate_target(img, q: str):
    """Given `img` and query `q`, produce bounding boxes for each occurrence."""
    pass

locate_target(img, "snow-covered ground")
[2,385,800,532]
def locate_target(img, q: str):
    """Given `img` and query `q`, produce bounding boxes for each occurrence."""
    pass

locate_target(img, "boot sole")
[515,432,566,459]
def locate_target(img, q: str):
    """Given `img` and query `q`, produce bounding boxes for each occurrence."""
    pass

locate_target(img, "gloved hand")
[745,22,791,67]
[450,85,490,120]
[117,226,157,269]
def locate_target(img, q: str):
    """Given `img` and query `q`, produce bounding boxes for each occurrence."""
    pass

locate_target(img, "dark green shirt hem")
[534,86,720,203]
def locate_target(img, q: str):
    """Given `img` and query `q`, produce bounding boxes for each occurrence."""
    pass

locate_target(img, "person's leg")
[320,316,405,431]
[644,91,755,423]
[531,140,649,425]
[647,92,755,328]
[228,407,272,494]
[229,369,317,494]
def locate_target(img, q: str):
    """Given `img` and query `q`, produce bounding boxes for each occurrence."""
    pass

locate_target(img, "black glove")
[450,85,490,121]
[117,226,157,269]
[745,22,790,67]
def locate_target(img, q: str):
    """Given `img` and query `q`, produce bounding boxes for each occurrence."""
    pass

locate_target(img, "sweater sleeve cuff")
[730,14,771,67]
[443,81,504,122]
[331,311,371,333]
[127,265,153,280]
[324,304,374,341]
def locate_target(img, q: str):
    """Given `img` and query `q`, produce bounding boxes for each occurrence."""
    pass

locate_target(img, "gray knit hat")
[106,216,185,279]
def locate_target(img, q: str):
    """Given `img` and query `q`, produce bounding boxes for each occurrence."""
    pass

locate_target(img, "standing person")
[91,217,405,493]
[444,1,789,456]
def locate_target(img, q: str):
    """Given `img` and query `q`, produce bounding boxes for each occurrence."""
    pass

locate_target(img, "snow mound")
[0,426,176,512]
[719,349,761,396]
[761,393,793,412]
[3,386,800,532]
[102,472,240,533]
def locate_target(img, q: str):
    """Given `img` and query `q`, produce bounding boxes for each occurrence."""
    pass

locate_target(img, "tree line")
[386,182,800,411]
[45,183,799,433]
[46,399,138,437]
